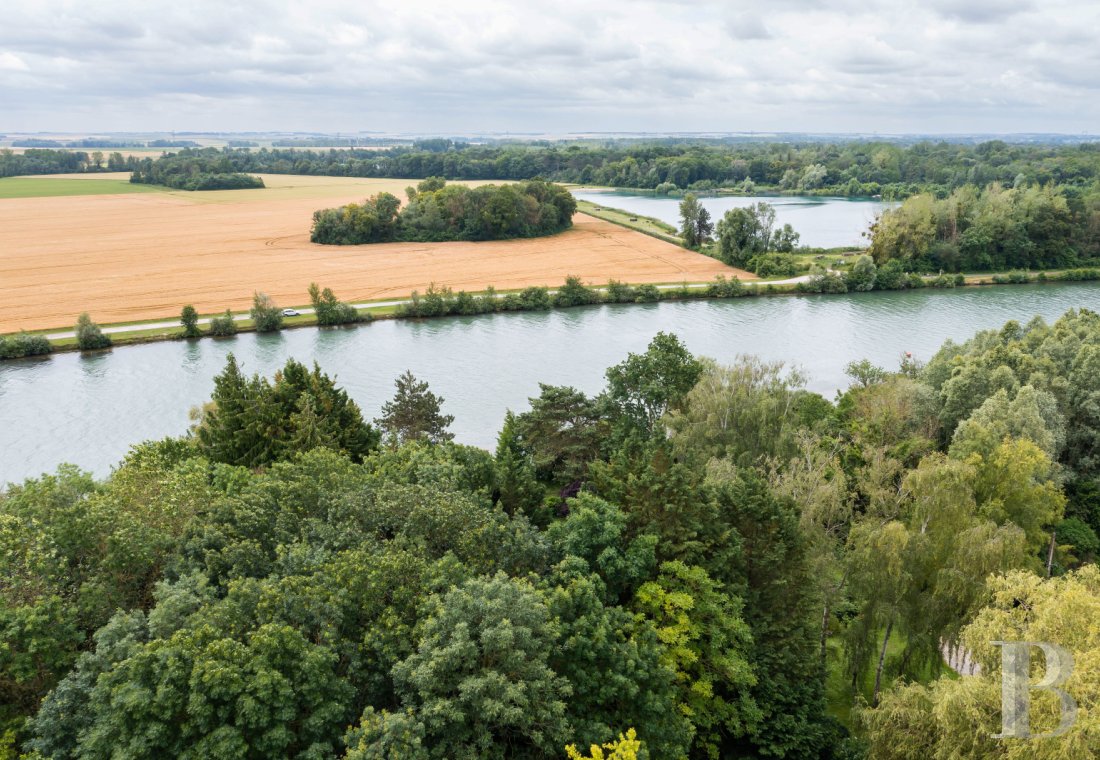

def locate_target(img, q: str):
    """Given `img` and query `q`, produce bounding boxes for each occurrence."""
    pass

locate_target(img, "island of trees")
[310,178,577,244]
[2,313,1098,758]
[128,152,264,190]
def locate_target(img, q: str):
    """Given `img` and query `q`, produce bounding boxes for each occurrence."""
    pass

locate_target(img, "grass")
[0,177,166,199]
[575,199,683,245]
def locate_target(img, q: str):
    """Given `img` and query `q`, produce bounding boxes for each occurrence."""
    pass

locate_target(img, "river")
[570,190,896,248]
[2,283,1099,484]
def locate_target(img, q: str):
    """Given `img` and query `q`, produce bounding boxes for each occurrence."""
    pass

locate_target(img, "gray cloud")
[0,0,1097,134]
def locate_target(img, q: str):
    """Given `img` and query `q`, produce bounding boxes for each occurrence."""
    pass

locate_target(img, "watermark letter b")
[991,641,1077,739]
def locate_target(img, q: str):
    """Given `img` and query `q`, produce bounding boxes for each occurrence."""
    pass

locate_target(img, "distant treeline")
[129,152,264,191]
[100,140,1100,200]
[311,178,576,244]
[10,139,200,149]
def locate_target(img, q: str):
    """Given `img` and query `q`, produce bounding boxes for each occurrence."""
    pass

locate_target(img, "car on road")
[282,308,300,317]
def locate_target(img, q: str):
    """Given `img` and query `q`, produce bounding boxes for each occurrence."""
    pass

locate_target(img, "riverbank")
[5,268,1100,360]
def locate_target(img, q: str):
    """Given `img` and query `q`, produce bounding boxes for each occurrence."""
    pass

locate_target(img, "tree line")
[3,311,1098,758]
[102,140,1100,199]
[311,178,576,244]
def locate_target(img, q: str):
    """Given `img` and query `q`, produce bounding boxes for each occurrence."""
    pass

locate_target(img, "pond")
[571,190,896,248]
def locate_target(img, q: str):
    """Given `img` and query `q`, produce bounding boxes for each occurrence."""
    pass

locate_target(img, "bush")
[75,313,111,350]
[209,309,238,336]
[605,280,637,303]
[0,332,52,359]
[706,275,745,298]
[250,292,284,332]
[553,276,602,308]
[845,255,877,291]
[799,270,848,294]
[747,253,799,278]
[1061,268,1100,281]
[907,273,927,288]
[874,259,908,290]
[930,273,956,288]
[635,284,662,303]
[517,286,552,311]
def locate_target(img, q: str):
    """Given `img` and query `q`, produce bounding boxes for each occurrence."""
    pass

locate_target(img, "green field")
[0,177,165,199]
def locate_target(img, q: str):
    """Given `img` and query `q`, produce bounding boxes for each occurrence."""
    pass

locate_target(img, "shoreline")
[4,272,1097,360]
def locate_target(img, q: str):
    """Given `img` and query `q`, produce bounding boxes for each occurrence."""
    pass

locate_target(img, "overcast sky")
[1,0,1098,135]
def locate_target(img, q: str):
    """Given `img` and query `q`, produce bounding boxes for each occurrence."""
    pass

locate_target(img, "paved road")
[44,276,816,340]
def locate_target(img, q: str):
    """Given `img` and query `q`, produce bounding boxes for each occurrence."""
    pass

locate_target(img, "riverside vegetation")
[2,313,1099,759]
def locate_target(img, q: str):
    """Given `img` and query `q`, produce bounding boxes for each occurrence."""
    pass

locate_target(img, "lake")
[571,190,896,249]
[2,283,1099,484]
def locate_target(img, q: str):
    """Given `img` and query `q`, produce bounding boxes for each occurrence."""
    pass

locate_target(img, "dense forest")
[2,312,1098,758]
[311,178,576,244]
[865,183,1100,271]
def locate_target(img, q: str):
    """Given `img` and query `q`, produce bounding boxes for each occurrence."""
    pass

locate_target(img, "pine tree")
[494,410,543,515]
[376,370,455,446]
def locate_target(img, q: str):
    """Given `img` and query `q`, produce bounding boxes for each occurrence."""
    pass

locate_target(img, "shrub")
[907,273,927,288]
[250,292,284,332]
[518,286,552,311]
[209,309,238,336]
[845,255,878,292]
[874,259,908,290]
[747,253,799,278]
[75,313,111,350]
[930,273,956,288]
[635,284,663,303]
[553,276,601,308]
[477,286,500,313]
[605,280,637,303]
[705,275,744,298]
[0,332,52,359]
[798,270,848,294]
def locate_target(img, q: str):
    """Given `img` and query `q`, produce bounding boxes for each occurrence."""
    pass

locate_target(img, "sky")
[1,0,1098,135]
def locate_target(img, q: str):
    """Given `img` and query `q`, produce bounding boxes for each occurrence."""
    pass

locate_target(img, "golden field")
[0,174,744,332]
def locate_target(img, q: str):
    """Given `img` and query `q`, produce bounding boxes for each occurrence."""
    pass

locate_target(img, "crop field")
[0,176,166,199]
[0,174,742,332]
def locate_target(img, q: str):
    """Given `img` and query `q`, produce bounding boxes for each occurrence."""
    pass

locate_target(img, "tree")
[309,282,359,326]
[250,291,284,332]
[678,193,713,248]
[604,332,702,437]
[494,411,544,516]
[75,312,111,350]
[633,561,759,758]
[846,254,878,291]
[861,566,1100,760]
[565,729,642,760]
[513,384,606,483]
[376,370,455,446]
[387,574,572,758]
[180,305,201,338]
[715,203,777,266]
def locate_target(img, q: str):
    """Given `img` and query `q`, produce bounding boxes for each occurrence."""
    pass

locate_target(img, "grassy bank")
[575,199,683,244]
[4,269,1100,360]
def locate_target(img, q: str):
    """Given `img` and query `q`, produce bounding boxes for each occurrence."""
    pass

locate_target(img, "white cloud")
[0,0,1097,133]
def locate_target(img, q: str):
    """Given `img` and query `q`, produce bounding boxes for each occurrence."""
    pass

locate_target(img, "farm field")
[0,174,742,332]
[0,176,166,199]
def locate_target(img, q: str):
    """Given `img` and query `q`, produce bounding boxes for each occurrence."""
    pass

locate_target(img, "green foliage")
[554,276,602,308]
[129,149,265,190]
[513,384,606,483]
[868,183,1088,271]
[747,252,799,277]
[845,255,878,291]
[74,312,111,350]
[715,202,778,266]
[312,180,575,245]
[209,308,238,336]
[678,193,713,248]
[250,291,284,332]
[388,574,572,758]
[634,562,759,758]
[376,370,455,446]
[308,282,360,325]
[195,353,378,467]
[180,304,201,338]
[604,332,702,437]
[0,332,51,359]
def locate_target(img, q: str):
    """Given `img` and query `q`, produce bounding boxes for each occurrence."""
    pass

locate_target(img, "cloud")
[0,0,1097,134]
